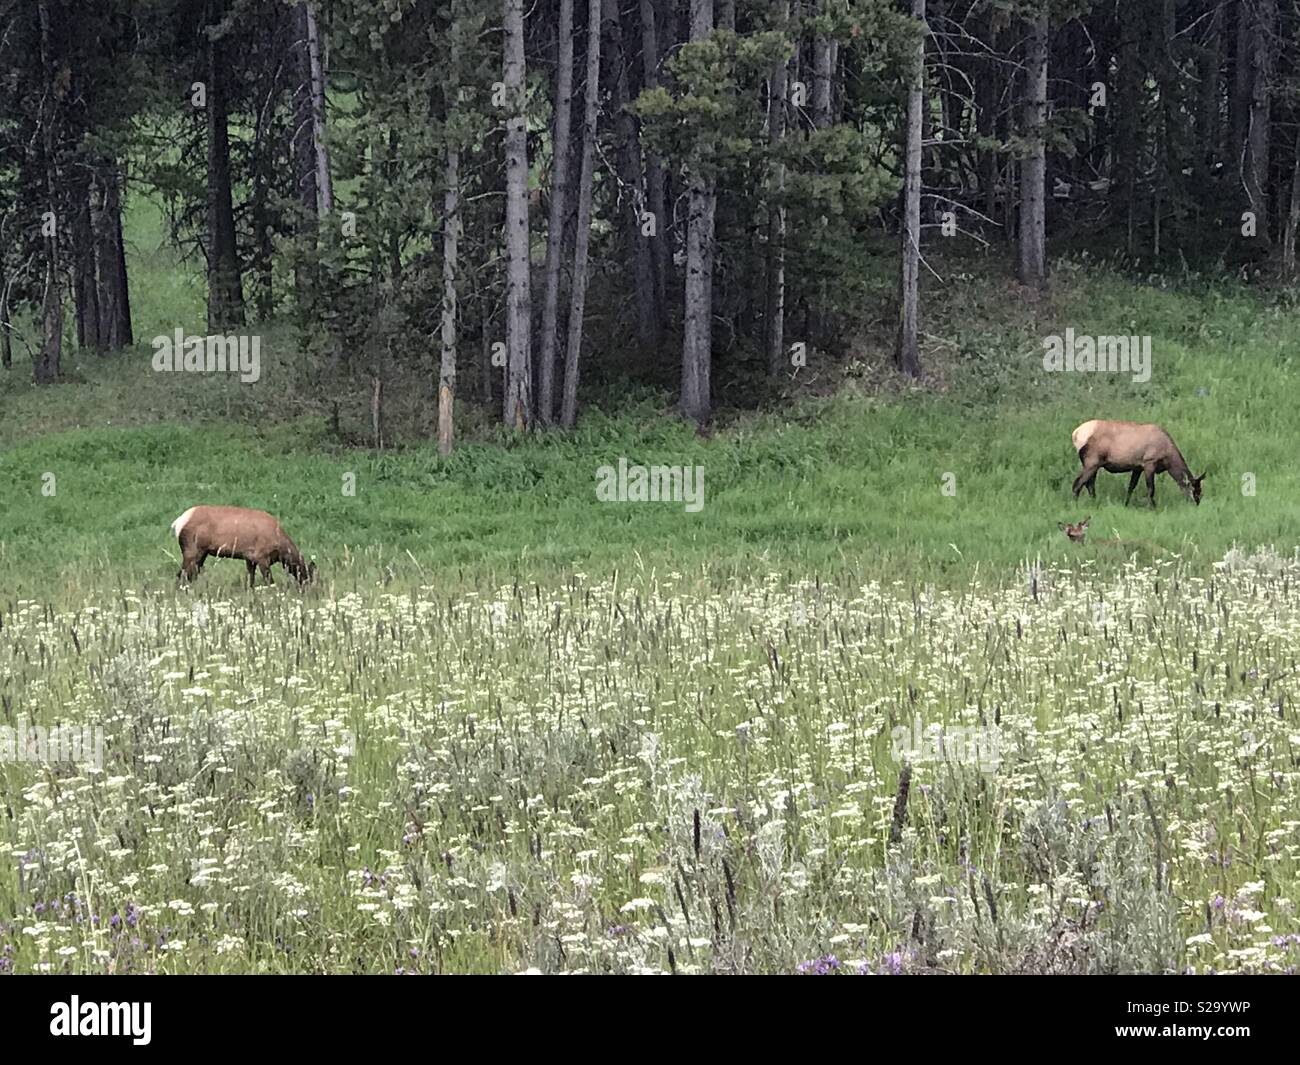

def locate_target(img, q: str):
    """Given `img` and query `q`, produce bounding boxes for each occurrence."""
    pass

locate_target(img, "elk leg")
[1072,463,1099,499]
[246,560,258,588]
[1146,468,1157,506]
[260,563,274,585]
[180,549,206,583]
[1124,470,1141,506]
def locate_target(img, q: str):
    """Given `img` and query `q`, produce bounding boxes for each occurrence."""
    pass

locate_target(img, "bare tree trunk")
[681,0,715,426]
[765,0,789,377]
[34,0,62,384]
[73,179,100,351]
[1283,126,1300,278]
[1231,1,1251,182]
[1196,5,1221,179]
[812,19,833,130]
[560,0,603,429]
[110,181,132,346]
[206,1,245,331]
[977,17,999,224]
[538,0,575,426]
[1017,6,1048,288]
[604,0,658,346]
[439,122,461,456]
[895,0,924,378]
[0,256,11,369]
[503,0,532,430]
[304,2,333,216]
[640,0,668,326]
[717,0,734,31]
[1243,0,1274,246]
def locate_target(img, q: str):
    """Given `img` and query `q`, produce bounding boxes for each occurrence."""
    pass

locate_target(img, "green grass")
[3,256,1299,601]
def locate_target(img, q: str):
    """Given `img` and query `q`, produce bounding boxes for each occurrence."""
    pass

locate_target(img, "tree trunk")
[439,123,461,455]
[34,0,62,384]
[1017,6,1048,288]
[560,0,603,429]
[1243,0,1274,246]
[640,0,668,327]
[73,178,100,351]
[812,20,833,130]
[503,0,533,430]
[538,0,576,426]
[304,2,333,216]
[1283,126,1300,278]
[206,2,245,331]
[978,17,999,225]
[895,0,924,378]
[765,1,789,377]
[681,0,715,426]
[293,3,319,218]
[604,0,658,346]
[0,256,11,369]
[93,167,132,349]
[1196,6,1221,179]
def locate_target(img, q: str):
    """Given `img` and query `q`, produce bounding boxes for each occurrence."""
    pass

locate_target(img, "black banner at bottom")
[0,975,1293,1052]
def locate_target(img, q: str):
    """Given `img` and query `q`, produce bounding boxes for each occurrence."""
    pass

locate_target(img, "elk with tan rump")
[1070,419,1205,507]
[172,506,317,587]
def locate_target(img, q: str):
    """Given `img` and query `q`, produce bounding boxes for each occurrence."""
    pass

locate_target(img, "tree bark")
[538,0,576,426]
[73,178,100,351]
[1283,126,1300,278]
[93,166,132,349]
[681,0,715,426]
[765,1,789,377]
[503,0,533,430]
[895,0,924,378]
[560,0,603,429]
[34,0,62,384]
[603,0,658,346]
[304,2,333,216]
[1243,0,1274,245]
[439,103,461,455]
[206,1,245,331]
[640,0,668,326]
[1017,6,1048,288]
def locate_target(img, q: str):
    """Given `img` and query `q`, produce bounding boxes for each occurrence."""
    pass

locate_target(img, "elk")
[1058,515,1168,554]
[1070,419,1204,506]
[172,506,316,587]
[1059,516,1090,542]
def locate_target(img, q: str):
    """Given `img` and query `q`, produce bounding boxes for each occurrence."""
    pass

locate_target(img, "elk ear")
[1081,517,1090,528]
[1058,522,1068,531]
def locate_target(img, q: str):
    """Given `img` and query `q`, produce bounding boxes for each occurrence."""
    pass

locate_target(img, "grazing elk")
[1071,419,1204,506]
[172,505,316,587]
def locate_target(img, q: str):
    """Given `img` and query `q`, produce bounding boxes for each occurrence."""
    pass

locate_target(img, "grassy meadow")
[2,197,1300,973]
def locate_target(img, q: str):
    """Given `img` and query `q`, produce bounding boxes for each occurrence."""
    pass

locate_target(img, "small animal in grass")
[172,505,317,587]
[1057,516,1168,554]
[1071,419,1205,506]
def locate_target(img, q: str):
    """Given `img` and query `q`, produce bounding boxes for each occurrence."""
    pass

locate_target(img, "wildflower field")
[3,547,1299,975]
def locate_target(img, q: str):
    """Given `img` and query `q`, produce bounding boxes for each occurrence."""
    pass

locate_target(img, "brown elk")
[1071,419,1204,506]
[1058,515,1168,554]
[1059,516,1090,542]
[172,506,316,587]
